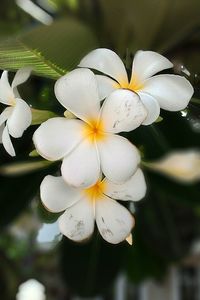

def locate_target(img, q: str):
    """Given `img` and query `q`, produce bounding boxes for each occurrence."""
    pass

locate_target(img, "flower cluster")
[0,49,194,244]
[0,68,32,156]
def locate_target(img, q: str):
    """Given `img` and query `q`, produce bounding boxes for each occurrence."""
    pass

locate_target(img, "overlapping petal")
[2,125,15,156]
[100,89,147,133]
[96,75,117,100]
[0,71,15,105]
[104,168,146,201]
[61,139,101,188]
[11,67,32,89]
[138,92,160,125]
[58,197,95,242]
[55,68,100,124]
[131,50,173,83]
[142,74,194,111]
[95,195,134,244]
[79,48,128,86]
[7,98,32,138]
[40,165,145,244]
[0,107,13,126]
[98,134,140,183]
[78,49,194,126]
[33,118,84,161]
[40,175,82,213]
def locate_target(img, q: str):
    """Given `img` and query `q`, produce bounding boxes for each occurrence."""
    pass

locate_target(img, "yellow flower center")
[115,74,144,93]
[84,180,106,202]
[9,96,16,106]
[128,74,144,92]
[83,120,106,143]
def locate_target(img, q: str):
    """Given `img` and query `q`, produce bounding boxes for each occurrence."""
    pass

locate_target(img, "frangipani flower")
[79,48,194,125]
[16,279,46,300]
[146,150,200,183]
[34,68,146,188]
[40,168,146,244]
[0,68,32,156]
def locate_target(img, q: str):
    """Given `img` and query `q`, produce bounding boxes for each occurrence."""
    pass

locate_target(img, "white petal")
[0,71,15,105]
[98,134,140,183]
[11,67,31,89]
[0,107,13,126]
[142,75,194,111]
[2,125,15,156]
[138,92,160,125]
[61,139,100,188]
[40,175,81,213]
[13,87,20,99]
[131,50,173,82]
[96,75,117,100]
[55,68,100,124]
[0,124,4,143]
[7,98,32,138]
[79,48,128,86]
[104,168,147,201]
[33,118,84,161]
[101,89,147,133]
[95,195,134,244]
[0,108,12,145]
[58,197,95,242]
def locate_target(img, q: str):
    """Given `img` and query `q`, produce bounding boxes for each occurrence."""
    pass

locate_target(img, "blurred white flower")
[79,48,194,125]
[0,68,32,156]
[40,168,146,244]
[34,68,145,188]
[16,279,46,300]
[146,150,200,183]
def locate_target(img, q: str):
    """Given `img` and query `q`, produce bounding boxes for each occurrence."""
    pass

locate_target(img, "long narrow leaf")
[0,19,98,79]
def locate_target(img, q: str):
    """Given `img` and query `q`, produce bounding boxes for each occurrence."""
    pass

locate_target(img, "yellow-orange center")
[83,120,106,143]
[9,96,16,106]
[115,75,144,93]
[83,180,106,202]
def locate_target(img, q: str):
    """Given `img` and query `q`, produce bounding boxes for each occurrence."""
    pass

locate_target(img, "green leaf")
[31,108,58,125]
[0,39,64,79]
[0,160,53,176]
[63,110,76,119]
[0,18,99,79]
[29,149,39,157]
[155,116,163,123]
[191,98,200,105]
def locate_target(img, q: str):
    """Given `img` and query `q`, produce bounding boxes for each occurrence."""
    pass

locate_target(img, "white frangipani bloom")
[79,48,194,125]
[40,168,146,244]
[34,68,146,188]
[0,68,32,156]
[16,279,46,300]
[147,150,200,183]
